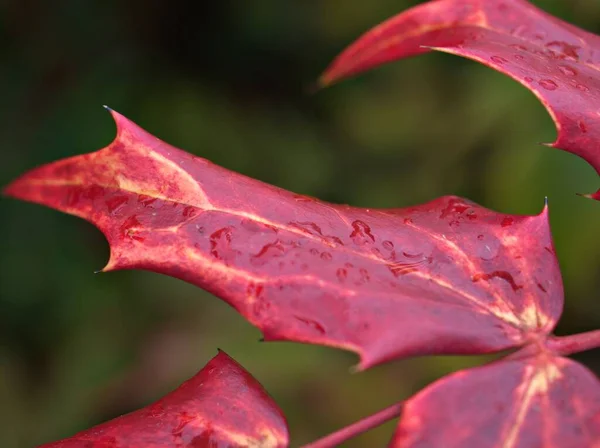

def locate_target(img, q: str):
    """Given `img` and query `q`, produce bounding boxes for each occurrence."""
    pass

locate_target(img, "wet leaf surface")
[5,110,563,369]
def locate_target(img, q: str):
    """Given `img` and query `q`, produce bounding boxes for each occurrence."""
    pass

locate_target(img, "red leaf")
[390,354,600,447]
[5,110,563,369]
[321,0,600,199]
[39,351,289,448]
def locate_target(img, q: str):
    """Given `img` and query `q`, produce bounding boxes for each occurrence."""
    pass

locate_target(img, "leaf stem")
[548,329,600,356]
[300,402,403,448]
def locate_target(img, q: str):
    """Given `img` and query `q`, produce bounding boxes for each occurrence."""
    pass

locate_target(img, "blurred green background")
[2,1,600,446]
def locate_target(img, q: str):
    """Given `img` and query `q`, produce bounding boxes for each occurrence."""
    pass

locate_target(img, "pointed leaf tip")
[577,190,600,200]
[317,73,334,89]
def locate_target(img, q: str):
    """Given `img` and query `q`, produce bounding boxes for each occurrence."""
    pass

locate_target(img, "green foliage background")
[1,1,600,446]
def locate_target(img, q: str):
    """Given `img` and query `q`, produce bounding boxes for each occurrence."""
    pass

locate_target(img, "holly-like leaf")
[5,110,563,369]
[390,354,600,447]
[321,0,600,199]
[40,351,288,448]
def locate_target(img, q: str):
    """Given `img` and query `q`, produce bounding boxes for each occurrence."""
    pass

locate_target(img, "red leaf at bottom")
[40,351,289,448]
[391,355,600,447]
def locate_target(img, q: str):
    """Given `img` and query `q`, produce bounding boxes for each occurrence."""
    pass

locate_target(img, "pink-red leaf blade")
[391,355,600,447]
[39,351,288,448]
[321,0,600,199]
[5,111,564,368]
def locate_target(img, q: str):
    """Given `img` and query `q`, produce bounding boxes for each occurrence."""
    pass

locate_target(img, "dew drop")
[491,55,508,64]
[575,83,589,92]
[210,227,240,261]
[251,240,296,266]
[293,194,317,203]
[382,240,394,251]
[509,43,528,51]
[533,31,547,41]
[359,268,370,282]
[557,65,577,76]
[320,252,332,261]
[325,235,344,246]
[511,25,528,37]
[182,206,197,218]
[350,220,375,245]
[241,219,276,233]
[402,250,424,259]
[294,316,325,334]
[539,79,558,90]
[472,271,523,292]
[477,238,500,261]
[290,221,323,236]
[545,41,580,61]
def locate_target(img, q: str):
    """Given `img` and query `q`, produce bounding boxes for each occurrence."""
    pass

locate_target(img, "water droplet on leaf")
[294,316,326,334]
[491,55,508,64]
[350,220,375,245]
[539,79,558,90]
[472,271,523,292]
[557,65,577,76]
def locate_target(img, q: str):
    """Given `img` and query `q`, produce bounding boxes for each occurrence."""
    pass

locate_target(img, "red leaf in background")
[390,354,600,447]
[321,0,600,199]
[5,110,564,369]
[40,351,288,448]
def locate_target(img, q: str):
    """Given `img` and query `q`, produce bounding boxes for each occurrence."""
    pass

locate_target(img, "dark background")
[1,1,600,446]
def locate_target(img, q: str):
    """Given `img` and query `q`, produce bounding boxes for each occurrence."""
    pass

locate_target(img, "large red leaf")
[321,0,600,199]
[5,110,563,369]
[390,354,600,447]
[40,351,288,448]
